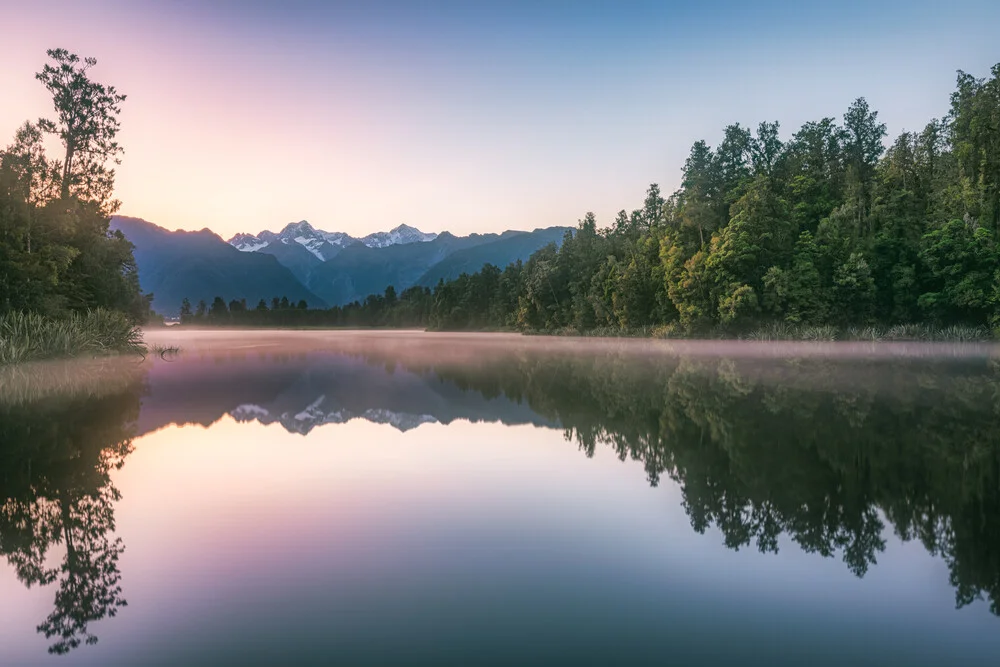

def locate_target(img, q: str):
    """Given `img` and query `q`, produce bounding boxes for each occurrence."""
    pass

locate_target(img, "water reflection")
[2,335,1000,658]
[0,361,143,654]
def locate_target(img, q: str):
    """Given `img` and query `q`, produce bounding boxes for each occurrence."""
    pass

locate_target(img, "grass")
[148,344,181,359]
[538,321,996,342]
[743,322,994,342]
[0,309,146,365]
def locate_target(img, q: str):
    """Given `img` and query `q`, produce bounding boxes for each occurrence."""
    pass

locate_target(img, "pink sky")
[3,1,998,238]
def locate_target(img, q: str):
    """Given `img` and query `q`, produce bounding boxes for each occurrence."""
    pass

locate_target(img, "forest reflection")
[0,360,143,654]
[397,346,1000,613]
[2,341,999,653]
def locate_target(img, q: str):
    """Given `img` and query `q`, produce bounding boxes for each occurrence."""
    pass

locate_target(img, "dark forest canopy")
[0,49,148,322]
[184,63,1000,336]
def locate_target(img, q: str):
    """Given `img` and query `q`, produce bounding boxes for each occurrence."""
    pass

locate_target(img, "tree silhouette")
[0,382,139,654]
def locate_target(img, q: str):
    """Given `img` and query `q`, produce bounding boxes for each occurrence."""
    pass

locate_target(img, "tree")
[35,49,126,210]
[750,121,783,178]
[842,97,887,228]
[832,252,876,324]
[950,65,1000,230]
[209,296,228,318]
[0,48,145,321]
[918,219,996,323]
[641,183,665,229]
[679,140,720,246]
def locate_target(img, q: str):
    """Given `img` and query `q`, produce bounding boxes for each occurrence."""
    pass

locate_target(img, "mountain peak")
[281,220,315,235]
[361,225,438,249]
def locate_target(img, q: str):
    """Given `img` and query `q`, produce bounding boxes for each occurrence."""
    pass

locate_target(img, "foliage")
[0,49,151,348]
[0,309,144,365]
[183,62,1000,337]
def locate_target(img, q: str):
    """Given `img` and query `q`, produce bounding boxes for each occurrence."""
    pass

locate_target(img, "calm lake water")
[2,330,1000,666]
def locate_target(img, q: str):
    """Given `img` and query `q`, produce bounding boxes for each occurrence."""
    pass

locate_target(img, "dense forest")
[185,63,1000,337]
[6,50,999,339]
[0,49,148,361]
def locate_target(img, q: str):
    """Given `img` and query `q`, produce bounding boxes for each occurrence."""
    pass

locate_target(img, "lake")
[2,330,1000,666]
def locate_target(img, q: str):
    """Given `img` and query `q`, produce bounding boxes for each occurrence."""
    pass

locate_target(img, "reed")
[0,310,145,365]
[744,322,994,342]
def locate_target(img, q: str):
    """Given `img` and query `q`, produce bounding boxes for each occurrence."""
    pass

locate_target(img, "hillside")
[111,216,327,315]
[306,232,496,305]
[417,227,570,286]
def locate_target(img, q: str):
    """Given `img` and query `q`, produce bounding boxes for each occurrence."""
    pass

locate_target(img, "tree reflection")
[4,340,1000,658]
[382,347,1000,614]
[0,383,139,654]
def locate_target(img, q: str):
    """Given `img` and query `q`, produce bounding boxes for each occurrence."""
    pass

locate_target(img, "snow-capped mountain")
[360,224,438,248]
[229,220,357,261]
[230,398,438,434]
[227,221,437,260]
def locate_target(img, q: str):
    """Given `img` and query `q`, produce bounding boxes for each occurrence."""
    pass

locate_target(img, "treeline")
[0,49,148,324]
[188,63,1000,335]
[171,64,1000,336]
[178,286,438,328]
[421,64,1000,334]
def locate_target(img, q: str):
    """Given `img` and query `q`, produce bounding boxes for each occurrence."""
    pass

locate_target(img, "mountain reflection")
[2,339,1000,655]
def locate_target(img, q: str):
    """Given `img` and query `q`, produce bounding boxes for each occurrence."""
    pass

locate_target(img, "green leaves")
[35,49,126,210]
[0,49,147,327]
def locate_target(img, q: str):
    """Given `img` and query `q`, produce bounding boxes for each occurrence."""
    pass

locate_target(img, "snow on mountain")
[229,395,438,434]
[230,233,270,252]
[360,224,438,249]
[320,231,356,247]
[227,221,437,258]
[227,221,339,261]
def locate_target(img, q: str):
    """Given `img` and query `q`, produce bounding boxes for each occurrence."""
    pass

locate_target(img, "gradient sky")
[2,0,999,239]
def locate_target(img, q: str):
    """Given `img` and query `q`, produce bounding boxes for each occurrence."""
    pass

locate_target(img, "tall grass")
[0,310,145,365]
[744,322,838,341]
[744,322,993,342]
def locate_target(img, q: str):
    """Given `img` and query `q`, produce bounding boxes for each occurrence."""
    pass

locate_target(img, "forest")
[0,49,148,362]
[185,62,1000,338]
[4,50,1000,344]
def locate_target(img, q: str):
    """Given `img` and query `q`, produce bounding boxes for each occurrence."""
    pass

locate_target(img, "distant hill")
[306,232,497,305]
[111,216,326,316]
[247,237,324,285]
[229,220,436,258]
[417,227,569,286]
[114,216,574,313]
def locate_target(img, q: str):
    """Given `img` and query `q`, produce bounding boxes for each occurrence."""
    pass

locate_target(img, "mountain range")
[112,217,571,316]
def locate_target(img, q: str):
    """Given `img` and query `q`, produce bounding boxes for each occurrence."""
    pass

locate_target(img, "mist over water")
[2,331,1000,666]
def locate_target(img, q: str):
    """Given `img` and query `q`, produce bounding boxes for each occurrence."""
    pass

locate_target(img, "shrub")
[0,310,145,365]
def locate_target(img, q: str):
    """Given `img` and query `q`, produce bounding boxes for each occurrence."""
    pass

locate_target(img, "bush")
[0,310,144,364]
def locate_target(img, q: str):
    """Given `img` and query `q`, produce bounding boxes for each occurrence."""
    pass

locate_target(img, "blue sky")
[2,0,998,236]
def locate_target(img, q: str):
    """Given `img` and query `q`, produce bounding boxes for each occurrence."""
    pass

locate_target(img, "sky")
[2,0,999,239]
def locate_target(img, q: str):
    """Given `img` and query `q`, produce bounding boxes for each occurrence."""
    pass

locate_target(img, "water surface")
[2,331,1000,666]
